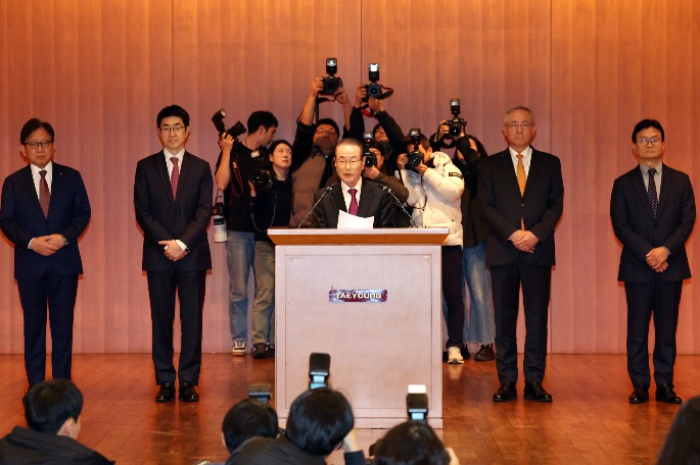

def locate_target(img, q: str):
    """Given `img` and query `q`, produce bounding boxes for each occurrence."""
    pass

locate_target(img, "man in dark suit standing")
[478,106,564,403]
[611,119,695,405]
[314,138,394,228]
[134,105,213,403]
[0,119,91,391]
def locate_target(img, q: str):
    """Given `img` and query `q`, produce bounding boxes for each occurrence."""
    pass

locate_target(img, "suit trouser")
[17,265,78,385]
[442,245,465,349]
[625,277,682,388]
[491,256,551,384]
[147,269,206,386]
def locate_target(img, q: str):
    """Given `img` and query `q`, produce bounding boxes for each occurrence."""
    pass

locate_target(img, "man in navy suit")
[314,138,394,228]
[134,105,213,403]
[0,119,91,391]
[611,119,695,405]
[478,106,564,403]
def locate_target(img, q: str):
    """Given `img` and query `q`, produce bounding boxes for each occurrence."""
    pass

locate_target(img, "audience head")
[373,420,451,465]
[222,398,279,453]
[285,388,354,456]
[656,396,700,465]
[25,379,83,439]
[313,118,340,154]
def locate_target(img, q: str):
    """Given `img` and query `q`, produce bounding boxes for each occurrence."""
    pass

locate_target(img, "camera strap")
[360,85,395,117]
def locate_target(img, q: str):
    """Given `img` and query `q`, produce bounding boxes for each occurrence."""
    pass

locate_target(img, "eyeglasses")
[337,158,362,167]
[315,129,337,136]
[160,125,186,134]
[637,138,662,146]
[24,141,52,150]
[505,122,533,130]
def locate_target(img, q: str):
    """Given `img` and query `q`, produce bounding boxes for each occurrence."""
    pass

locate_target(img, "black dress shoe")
[179,382,199,402]
[524,381,553,402]
[474,344,495,362]
[155,383,175,403]
[656,384,682,404]
[493,381,517,402]
[629,384,649,404]
[461,344,471,360]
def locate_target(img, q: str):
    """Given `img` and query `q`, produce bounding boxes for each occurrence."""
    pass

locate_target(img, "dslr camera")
[321,57,343,96]
[364,63,382,101]
[212,109,246,140]
[363,131,377,168]
[445,98,466,138]
[249,150,274,193]
[406,128,423,170]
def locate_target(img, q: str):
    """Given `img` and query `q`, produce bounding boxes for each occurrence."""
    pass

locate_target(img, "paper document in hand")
[337,210,374,229]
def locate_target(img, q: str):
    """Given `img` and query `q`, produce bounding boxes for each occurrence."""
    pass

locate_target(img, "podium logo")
[329,288,388,303]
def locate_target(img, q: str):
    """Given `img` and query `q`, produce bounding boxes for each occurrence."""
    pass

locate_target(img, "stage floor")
[1,353,698,464]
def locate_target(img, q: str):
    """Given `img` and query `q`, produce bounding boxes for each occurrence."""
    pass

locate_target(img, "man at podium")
[313,139,395,228]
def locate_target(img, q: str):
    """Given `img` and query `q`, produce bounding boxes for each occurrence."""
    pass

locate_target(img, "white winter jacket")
[401,151,465,246]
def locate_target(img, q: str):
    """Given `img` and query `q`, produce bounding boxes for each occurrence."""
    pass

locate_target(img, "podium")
[269,228,448,428]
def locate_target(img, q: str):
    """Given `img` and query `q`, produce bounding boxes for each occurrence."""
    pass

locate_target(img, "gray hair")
[503,105,535,124]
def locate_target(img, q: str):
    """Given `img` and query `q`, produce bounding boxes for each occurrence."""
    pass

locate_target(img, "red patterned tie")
[171,157,179,199]
[348,188,358,215]
[39,170,50,217]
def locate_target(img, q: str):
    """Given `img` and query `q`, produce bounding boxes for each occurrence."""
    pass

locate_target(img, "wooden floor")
[1,353,698,464]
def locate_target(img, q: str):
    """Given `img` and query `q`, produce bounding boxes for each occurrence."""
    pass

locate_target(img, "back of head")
[248,110,279,133]
[656,395,700,465]
[373,421,450,465]
[25,379,83,434]
[222,399,279,453]
[285,388,354,456]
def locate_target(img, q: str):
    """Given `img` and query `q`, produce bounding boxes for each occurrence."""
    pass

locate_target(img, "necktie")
[648,168,658,217]
[348,188,358,215]
[39,170,50,217]
[516,154,526,230]
[171,157,180,199]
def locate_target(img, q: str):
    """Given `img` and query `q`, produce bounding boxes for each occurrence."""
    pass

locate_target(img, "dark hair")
[247,111,279,134]
[372,123,383,137]
[268,139,293,155]
[222,399,279,453]
[656,396,700,465]
[335,137,364,156]
[284,388,354,456]
[20,118,55,144]
[25,379,83,434]
[632,119,665,143]
[373,421,451,465]
[316,118,340,137]
[157,105,190,128]
[466,134,488,159]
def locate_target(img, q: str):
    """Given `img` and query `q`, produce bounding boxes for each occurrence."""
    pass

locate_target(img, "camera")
[321,58,342,96]
[212,198,227,243]
[406,128,423,169]
[249,383,272,404]
[249,150,274,193]
[445,98,466,138]
[406,385,429,423]
[364,63,382,101]
[363,131,377,168]
[212,109,246,139]
[309,352,330,390]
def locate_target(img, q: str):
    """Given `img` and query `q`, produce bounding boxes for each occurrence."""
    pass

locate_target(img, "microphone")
[298,184,335,228]
[381,184,418,228]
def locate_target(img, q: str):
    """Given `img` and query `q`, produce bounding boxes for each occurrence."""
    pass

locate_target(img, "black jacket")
[0,426,114,465]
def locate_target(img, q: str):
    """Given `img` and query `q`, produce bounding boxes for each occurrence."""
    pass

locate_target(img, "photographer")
[290,77,354,227]
[216,111,278,356]
[398,136,465,364]
[248,140,295,359]
[371,421,460,465]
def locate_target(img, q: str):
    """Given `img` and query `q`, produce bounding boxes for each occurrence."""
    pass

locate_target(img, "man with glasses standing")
[478,106,564,403]
[314,138,394,228]
[0,119,91,395]
[611,119,695,405]
[135,105,213,403]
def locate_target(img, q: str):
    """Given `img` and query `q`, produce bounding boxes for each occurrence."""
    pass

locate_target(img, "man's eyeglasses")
[315,129,337,136]
[337,158,362,167]
[505,122,532,130]
[24,141,52,150]
[160,125,186,134]
[637,138,662,146]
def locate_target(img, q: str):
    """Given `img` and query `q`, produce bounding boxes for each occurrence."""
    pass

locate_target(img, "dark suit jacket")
[313,179,394,228]
[0,163,91,279]
[478,148,564,266]
[611,164,695,283]
[134,151,213,271]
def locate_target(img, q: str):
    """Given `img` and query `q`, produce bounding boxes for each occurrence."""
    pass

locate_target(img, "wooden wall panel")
[1,0,699,357]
